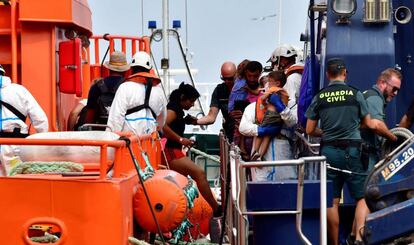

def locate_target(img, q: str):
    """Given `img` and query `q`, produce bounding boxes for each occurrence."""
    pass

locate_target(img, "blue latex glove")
[257,125,282,137]
[268,94,286,113]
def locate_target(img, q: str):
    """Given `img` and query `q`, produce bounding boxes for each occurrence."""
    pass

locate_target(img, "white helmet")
[131,51,152,69]
[268,44,297,63]
[0,64,4,75]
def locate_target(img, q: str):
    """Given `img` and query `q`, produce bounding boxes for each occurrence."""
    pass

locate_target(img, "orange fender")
[133,170,189,233]
[183,195,213,240]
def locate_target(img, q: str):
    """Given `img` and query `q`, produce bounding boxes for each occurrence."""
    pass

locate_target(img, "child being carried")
[251,71,289,161]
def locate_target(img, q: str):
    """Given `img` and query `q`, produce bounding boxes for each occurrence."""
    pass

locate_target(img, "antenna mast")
[162,0,170,93]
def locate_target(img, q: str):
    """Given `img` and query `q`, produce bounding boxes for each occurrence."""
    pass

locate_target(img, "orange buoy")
[133,170,190,233]
[184,193,213,240]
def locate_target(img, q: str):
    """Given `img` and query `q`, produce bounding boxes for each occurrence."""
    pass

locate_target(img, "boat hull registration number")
[381,146,414,180]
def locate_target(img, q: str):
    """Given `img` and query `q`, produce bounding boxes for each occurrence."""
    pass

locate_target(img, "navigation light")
[332,0,357,24]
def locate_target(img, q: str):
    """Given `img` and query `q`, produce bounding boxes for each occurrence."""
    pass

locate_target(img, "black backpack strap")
[125,78,157,119]
[97,77,124,94]
[0,100,26,122]
[112,77,125,93]
[96,79,108,94]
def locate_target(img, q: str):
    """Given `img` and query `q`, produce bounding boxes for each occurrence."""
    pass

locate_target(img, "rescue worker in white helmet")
[107,52,167,135]
[0,64,49,175]
[268,44,304,108]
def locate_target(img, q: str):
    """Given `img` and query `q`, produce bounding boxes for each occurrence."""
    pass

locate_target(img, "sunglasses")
[221,76,235,81]
[385,81,400,93]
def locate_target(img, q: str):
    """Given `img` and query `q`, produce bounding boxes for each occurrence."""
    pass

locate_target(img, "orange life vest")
[255,87,289,124]
[125,71,161,118]
[127,71,161,86]
[286,64,304,77]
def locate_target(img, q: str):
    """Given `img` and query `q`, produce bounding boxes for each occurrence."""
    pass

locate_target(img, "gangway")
[220,131,328,245]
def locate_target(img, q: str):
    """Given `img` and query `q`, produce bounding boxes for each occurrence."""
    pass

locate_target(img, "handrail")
[0,137,130,180]
[303,156,327,245]
[230,150,238,205]
[233,145,327,245]
[219,131,236,245]
[90,35,150,66]
[296,163,312,245]
[0,138,126,147]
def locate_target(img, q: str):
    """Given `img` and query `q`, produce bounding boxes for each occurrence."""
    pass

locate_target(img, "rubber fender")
[133,170,189,233]
[183,194,213,241]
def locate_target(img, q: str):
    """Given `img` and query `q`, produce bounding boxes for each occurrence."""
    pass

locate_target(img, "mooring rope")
[9,161,84,176]
[30,232,59,243]
[189,148,220,163]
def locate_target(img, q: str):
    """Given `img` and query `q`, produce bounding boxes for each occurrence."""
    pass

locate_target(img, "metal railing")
[220,131,327,245]
[89,35,150,66]
[219,131,234,244]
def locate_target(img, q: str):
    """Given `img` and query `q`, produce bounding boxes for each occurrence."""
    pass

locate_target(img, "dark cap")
[327,58,346,71]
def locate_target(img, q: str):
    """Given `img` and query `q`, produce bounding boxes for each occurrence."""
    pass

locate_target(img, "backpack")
[95,78,122,124]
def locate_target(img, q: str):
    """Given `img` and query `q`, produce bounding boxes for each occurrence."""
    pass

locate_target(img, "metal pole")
[162,0,170,93]
[309,0,317,90]
[185,0,189,58]
[237,154,247,245]
[296,163,312,245]
[278,0,282,46]
[141,0,144,36]
[320,159,327,245]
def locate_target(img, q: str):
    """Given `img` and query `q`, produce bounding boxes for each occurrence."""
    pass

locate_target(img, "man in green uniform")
[361,68,401,170]
[305,58,396,245]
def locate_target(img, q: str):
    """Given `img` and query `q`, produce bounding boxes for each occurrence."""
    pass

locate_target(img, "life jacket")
[286,64,304,77]
[127,72,161,86]
[255,87,289,124]
[125,72,161,119]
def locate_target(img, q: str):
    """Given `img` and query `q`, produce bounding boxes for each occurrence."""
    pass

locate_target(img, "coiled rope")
[30,232,59,243]
[9,161,84,176]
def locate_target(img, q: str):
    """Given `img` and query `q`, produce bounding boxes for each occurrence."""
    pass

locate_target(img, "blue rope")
[170,219,192,244]
[183,178,199,209]
[140,151,155,181]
